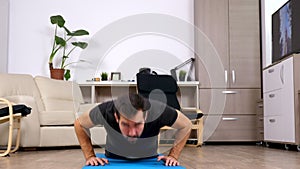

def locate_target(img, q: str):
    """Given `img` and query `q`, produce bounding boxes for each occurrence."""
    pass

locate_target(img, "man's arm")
[168,110,192,159]
[74,111,108,166]
[157,110,192,166]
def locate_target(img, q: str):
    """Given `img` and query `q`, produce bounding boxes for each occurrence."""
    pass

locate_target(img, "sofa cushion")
[0,73,45,112]
[39,110,75,126]
[34,76,84,112]
[0,73,36,97]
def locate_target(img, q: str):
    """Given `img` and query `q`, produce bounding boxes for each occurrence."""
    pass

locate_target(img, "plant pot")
[179,72,186,81]
[50,68,65,80]
[179,75,186,81]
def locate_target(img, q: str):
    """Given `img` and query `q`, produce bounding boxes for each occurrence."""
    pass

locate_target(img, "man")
[74,93,192,166]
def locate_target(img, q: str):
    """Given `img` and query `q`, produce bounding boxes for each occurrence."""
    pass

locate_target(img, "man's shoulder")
[92,100,115,117]
[146,99,176,121]
[98,100,114,109]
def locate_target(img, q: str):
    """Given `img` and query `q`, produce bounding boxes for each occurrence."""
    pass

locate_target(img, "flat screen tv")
[272,0,300,63]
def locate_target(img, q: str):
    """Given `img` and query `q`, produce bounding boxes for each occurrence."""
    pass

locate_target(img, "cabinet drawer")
[200,89,261,115]
[263,89,283,116]
[204,115,257,141]
[264,116,295,143]
[263,63,284,93]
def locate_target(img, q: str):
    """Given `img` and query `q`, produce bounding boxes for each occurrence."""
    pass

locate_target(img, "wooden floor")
[1,144,300,169]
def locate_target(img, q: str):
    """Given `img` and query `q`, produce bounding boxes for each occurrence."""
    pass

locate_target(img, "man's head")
[113,94,150,143]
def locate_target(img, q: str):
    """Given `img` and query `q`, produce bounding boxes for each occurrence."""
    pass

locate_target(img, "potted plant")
[101,72,108,81]
[179,70,186,81]
[49,15,89,80]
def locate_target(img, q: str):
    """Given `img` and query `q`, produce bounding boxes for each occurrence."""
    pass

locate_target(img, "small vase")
[179,72,186,81]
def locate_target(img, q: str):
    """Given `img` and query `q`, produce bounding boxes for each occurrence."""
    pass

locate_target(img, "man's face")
[115,110,146,143]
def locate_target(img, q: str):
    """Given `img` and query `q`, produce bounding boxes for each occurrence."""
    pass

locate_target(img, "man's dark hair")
[114,93,150,119]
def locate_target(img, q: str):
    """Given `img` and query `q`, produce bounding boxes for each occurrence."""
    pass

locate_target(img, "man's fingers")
[86,157,108,166]
[98,158,109,164]
[166,159,179,166]
[157,155,165,161]
[157,156,180,166]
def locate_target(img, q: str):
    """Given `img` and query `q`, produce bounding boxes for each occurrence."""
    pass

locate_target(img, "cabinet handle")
[222,90,238,94]
[225,70,228,83]
[280,64,284,84]
[268,69,274,73]
[232,70,236,84]
[269,119,276,123]
[269,94,275,98]
[222,117,238,121]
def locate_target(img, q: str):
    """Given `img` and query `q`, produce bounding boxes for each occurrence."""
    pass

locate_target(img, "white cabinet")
[263,54,300,144]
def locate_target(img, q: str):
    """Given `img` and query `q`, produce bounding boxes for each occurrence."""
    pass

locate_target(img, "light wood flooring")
[1,144,300,169]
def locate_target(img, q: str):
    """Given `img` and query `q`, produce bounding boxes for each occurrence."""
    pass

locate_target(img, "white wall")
[7,0,194,81]
[261,0,289,68]
[0,0,9,73]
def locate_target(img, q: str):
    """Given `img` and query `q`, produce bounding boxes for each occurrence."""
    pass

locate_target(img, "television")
[272,0,300,63]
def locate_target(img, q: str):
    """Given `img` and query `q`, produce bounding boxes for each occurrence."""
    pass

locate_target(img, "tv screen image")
[272,1,292,63]
[279,2,292,58]
[272,0,300,63]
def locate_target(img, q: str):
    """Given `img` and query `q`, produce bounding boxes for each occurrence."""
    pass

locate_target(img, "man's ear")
[114,112,119,123]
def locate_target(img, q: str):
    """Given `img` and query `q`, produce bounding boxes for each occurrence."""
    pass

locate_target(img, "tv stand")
[263,54,300,148]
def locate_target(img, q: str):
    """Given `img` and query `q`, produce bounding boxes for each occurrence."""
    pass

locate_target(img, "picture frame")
[111,72,121,81]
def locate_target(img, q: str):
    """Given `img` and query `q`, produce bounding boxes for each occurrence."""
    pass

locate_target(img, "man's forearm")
[168,126,191,160]
[74,119,95,160]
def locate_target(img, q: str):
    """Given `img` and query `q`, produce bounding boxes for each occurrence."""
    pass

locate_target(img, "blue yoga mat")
[82,153,186,169]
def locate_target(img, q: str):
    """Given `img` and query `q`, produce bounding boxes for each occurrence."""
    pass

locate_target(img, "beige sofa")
[0,73,106,147]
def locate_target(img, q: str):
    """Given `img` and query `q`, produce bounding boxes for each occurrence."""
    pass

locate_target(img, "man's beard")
[123,135,139,144]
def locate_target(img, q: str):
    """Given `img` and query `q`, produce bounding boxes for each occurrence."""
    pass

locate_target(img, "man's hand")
[157,155,180,166]
[86,156,109,166]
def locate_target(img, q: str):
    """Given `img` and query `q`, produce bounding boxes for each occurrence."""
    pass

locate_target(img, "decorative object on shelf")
[50,68,65,80]
[170,58,195,81]
[92,77,100,81]
[111,72,121,81]
[179,70,186,81]
[101,72,108,81]
[48,14,89,81]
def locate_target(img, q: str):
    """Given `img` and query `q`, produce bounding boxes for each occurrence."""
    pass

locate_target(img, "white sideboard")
[78,81,200,110]
[263,54,300,147]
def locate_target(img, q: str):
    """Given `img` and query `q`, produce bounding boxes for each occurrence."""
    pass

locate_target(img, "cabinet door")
[204,114,257,141]
[228,0,261,88]
[200,89,261,115]
[263,89,283,117]
[263,63,285,93]
[264,115,295,143]
[194,0,229,88]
